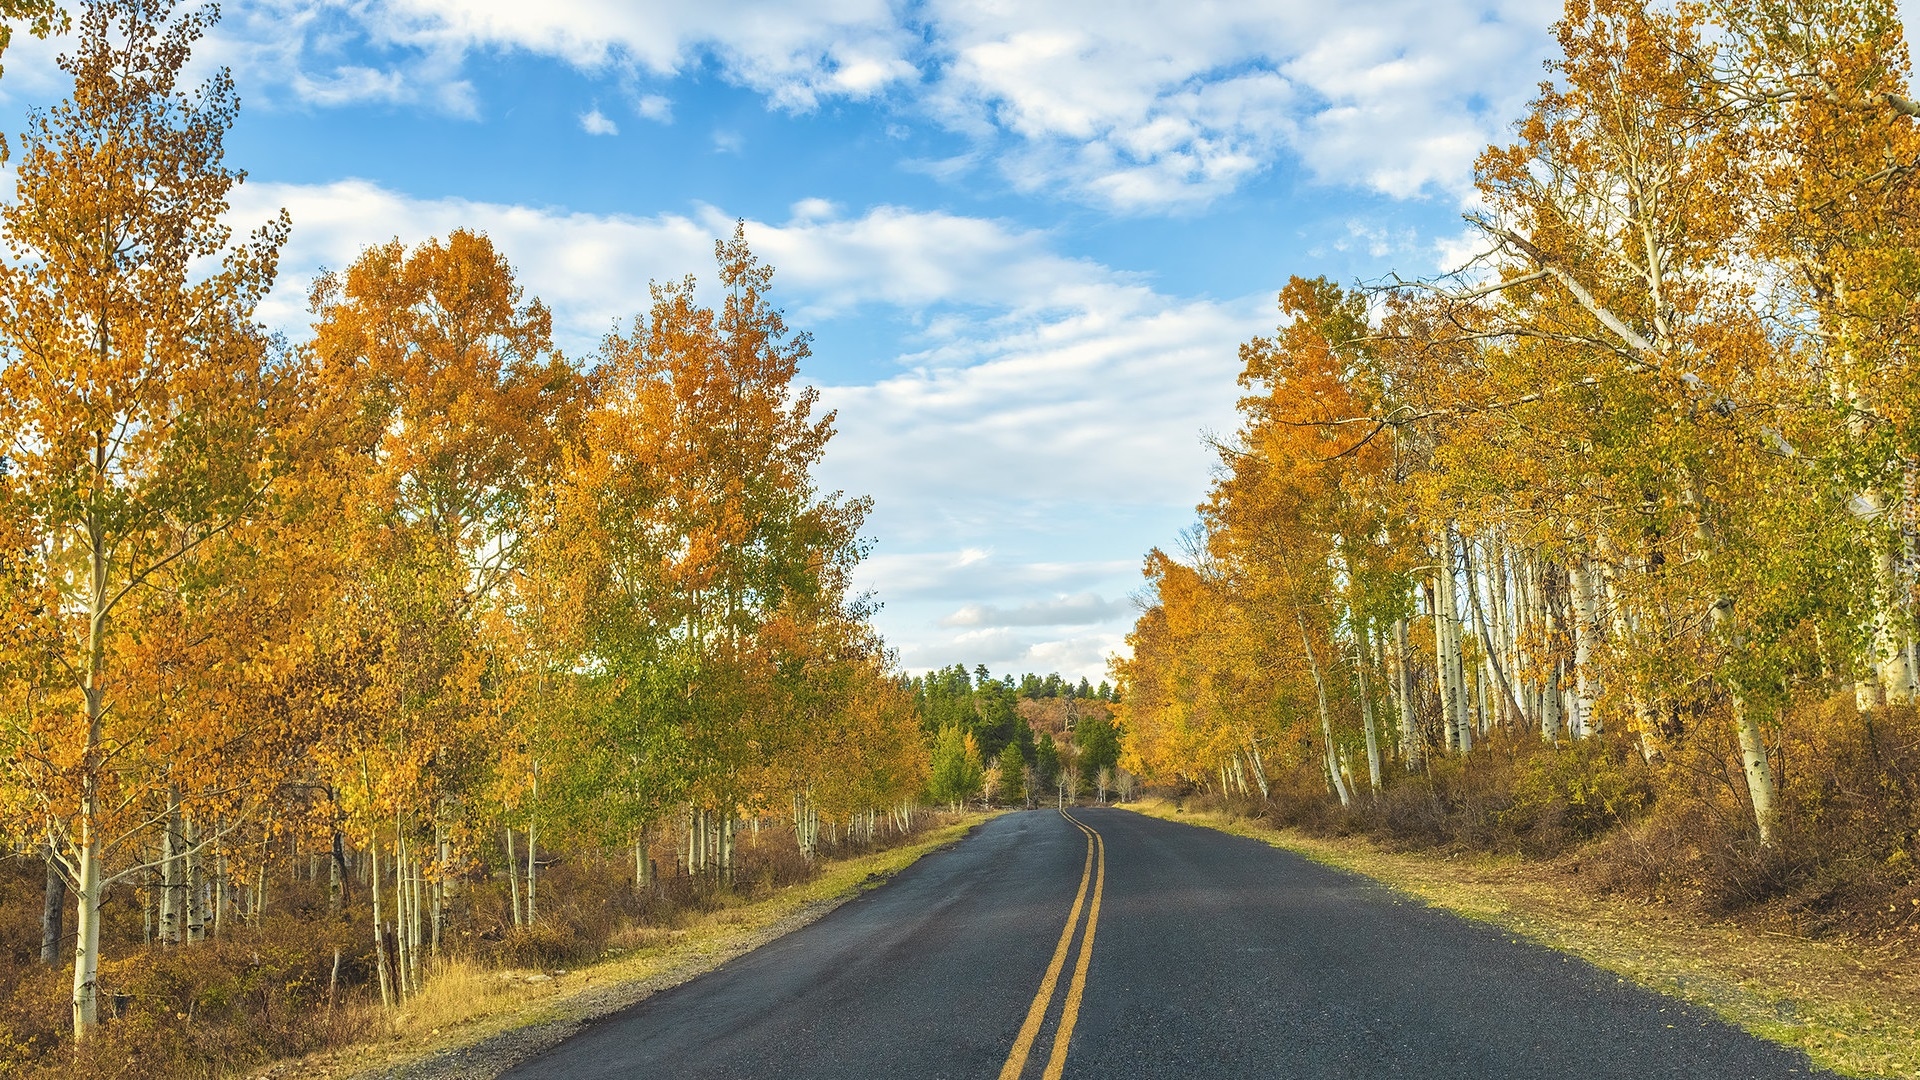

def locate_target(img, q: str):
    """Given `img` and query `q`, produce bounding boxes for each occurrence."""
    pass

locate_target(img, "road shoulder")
[1116,798,1918,1080]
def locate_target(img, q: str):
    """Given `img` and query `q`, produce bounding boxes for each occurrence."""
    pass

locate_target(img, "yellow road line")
[997,812,1096,1080]
[1042,811,1105,1080]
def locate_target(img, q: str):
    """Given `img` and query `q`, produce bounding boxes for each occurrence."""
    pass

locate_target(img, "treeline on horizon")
[1113,0,1920,933]
[0,1,942,1071]
[907,663,1124,811]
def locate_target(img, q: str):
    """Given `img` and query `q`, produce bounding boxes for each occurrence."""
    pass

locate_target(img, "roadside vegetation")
[0,1,971,1075]
[1111,0,1920,1068]
[1,809,984,1079]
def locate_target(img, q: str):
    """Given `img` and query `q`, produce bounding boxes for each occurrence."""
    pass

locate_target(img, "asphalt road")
[500,808,1832,1079]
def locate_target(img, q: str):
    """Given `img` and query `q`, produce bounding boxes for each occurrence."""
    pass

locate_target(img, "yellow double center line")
[998,809,1106,1080]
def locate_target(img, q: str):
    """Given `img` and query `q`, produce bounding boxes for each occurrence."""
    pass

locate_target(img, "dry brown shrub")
[1230,693,1920,931]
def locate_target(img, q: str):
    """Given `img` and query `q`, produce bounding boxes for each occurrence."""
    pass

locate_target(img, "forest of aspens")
[1112,0,1920,997]
[7,0,1920,1075]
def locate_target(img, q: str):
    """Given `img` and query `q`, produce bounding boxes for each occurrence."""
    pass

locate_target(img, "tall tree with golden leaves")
[0,0,303,1038]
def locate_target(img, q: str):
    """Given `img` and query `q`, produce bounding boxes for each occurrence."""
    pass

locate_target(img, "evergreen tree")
[1075,711,1121,777]
[997,743,1025,807]
[1033,733,1060,792]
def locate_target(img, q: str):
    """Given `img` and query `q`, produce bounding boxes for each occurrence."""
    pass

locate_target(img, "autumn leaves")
[0,0,922,1042]
[1116,0,1920,847]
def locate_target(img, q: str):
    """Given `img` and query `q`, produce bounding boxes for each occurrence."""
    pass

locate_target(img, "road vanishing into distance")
[501,808,1830,1079]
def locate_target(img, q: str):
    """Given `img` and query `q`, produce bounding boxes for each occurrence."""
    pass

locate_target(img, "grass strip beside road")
[1120,798,1920,1080]
[268,815,997,1080]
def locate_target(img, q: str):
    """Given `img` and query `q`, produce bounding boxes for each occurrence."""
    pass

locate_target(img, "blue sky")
[0,0,1573,680]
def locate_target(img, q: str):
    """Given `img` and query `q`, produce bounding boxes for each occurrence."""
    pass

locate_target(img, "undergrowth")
[0,814,957,1080]
[1199,697,1920,935]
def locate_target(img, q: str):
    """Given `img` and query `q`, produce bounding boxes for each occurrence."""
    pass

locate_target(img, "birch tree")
[0,0,311,1037]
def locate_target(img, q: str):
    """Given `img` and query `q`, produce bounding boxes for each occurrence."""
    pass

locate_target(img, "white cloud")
[233,179,1170,350]
[861,551,1140,676]
[921,0,1561,208]
[578,106,618,135]
[230,179,717,353]
[941,594,1131,628]
[788,197,838,222]
[148,0,1564,210]
[207,0,915,114]
[633,93,673,122]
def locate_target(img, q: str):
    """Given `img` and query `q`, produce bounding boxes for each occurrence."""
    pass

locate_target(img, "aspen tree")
[0,0,323,1038]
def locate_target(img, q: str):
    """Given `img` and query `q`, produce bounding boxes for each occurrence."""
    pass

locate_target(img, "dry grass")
[249,814,995,1080]
[1123,797,1920,1080]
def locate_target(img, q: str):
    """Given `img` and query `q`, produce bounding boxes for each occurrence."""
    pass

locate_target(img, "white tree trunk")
[1435,532,1472,752]
[1732,693,1777,844]
[70,834,102,1038]
[1244,737,1271,799]
[1464,538,1526,731]
[505,827,522,929]
[1568,553,1601,737]
[1871,541,1917,706]
[371,842,393,1010]
[1695,490,1779,842]
[71,538,109,1040]
[525,820,538,926]
[1298,611,1351,807]
[1357,629,1383,790]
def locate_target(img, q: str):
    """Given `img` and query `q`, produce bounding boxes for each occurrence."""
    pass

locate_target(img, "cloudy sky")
[0,0,1567,681]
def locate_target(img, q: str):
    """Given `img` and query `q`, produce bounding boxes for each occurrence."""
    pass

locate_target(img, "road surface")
[501,807,1830,1079]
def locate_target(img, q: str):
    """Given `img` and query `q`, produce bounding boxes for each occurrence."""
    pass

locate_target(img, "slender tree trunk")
[1870,538,1917,706]
[1244,736,1270,799]
[525,821,537,926]
[1569,553,1601,737]
[1394,616,1419,766]
[1490,535,1524,726]
[1298,610,1351,807]
[393,828,411,998]
[1693,486,1778,841]
[1513,544,1543,734]
[141,861,154,946]
[431,820,444,961]
[1731,688,1778,843]
[185,816,206,942]
[255,849,268,926]
[792,793,811,862]
[213,844,225,940]
[1435,533,1471,753]
[1357,630,1383,791]
[70,828,102,1038]
[1465,546,1526,731]
[1540,562,1567,743]
[41,849,66,965]
[161,787,183,945]
[370,842,392,1010]
[410,852,425,984]
[505,827,522,929]
[329,830,348,918]
[1542,656,1565,744]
